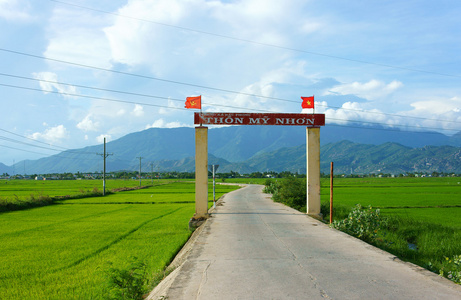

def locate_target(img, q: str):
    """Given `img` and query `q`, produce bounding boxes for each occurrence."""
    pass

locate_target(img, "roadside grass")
[0,182,240,299]
[265,177,461,285]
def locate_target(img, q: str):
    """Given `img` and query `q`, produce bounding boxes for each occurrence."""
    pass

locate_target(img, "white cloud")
[76,115,100,132]
[402,96,461,132]
[44,7,112,69]
[318,95,461,134]
[410,96,461,114]
[104,0,187,67]
[96,134,111,144]
[146,119,189,129]
[103,0,311,80]
[33,72,77,97]
[29,125,69,143]
[0,0,33,22]
[325,80,403,100]
[131,104,144,117]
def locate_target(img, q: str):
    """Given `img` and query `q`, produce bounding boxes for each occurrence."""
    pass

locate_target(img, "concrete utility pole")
[137,157,143,187]
[97,137,113,196]
[151,163,154,185]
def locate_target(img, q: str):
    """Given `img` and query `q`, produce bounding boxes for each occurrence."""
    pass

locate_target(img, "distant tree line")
[2,170,460,180]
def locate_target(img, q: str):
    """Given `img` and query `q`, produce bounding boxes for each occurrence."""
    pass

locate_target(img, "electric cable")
[49,0,461,79]
[1,82,460,133]
[2,71,461,125]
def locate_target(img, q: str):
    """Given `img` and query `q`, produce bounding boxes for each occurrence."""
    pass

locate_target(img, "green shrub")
[272,177,306,211]
[321,202,351,223]
[427,255,461,284]
[105,257,149,300]
[331,204,388,243]
[263,179,280,195]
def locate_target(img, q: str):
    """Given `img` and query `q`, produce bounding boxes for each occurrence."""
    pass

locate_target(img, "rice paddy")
[0,180,239,299]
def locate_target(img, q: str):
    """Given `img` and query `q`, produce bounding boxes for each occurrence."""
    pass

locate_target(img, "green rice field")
[319,177,461,227]
[0,180,239,299]
[0,178,165,199]
[316,177,461,282]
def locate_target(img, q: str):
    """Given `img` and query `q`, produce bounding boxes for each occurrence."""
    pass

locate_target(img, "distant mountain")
[9,125,461,174]
[245,141,461,174]
[0,163,12,175]
[322,124,457,147]
[113,141,461,175]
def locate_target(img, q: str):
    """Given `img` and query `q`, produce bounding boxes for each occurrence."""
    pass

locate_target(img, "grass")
[0,181,240,299]
[320,177,461,224]
[0,178,147,198]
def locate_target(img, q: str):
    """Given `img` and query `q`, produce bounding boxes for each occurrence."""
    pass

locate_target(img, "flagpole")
[200,97,202,126]
[313,94,315,115]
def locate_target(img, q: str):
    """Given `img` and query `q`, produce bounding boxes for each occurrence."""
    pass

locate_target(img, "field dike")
[0,185,151,213]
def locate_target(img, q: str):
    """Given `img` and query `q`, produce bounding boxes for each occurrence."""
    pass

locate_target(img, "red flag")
[185,96,201,109]
[301,96,314,109]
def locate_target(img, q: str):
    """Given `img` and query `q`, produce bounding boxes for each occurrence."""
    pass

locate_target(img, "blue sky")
[1,0,461,165]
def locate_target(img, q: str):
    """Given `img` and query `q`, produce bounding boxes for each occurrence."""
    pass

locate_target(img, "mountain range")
[2,125,461,175]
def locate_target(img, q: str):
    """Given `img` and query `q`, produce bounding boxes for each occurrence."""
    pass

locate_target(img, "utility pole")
[137,157,143,187]
[97,138,113,196]
[150,163,153,185]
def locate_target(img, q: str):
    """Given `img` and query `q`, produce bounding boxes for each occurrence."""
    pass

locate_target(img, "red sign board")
[194,112,325,126]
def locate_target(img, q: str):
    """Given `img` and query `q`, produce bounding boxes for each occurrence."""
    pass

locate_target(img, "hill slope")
[9,125,461,174]
[245,141,461,174]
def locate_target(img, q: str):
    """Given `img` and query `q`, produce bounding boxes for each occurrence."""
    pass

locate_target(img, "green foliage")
[321,202,351,223]
[0,192,53,212]
[105,257,149,300]
[427,255,461,285]
[269,177,306,211]
[331,204,388,243]
[262,178,280,195]
[437,255,461,284]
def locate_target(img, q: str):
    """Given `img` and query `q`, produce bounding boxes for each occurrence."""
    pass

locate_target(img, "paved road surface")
[149,185,461,299]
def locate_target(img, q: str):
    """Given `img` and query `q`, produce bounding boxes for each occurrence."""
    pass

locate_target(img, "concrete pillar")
[194,126,209,220]
[306,127,322,219]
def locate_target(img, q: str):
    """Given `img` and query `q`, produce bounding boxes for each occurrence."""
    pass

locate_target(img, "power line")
[325,118,460,133]
[0,82,185,111]
[0,129,95,155]
[49,0,461,79]
[0,144,55,156]
[325,123,454,135]
[0,144,100,161]
[0,135,67,152]
[0,127,70,151]
[0,48,294,103]
[2,81,460,134]
[0,72,272,112]
[2,71,461,126]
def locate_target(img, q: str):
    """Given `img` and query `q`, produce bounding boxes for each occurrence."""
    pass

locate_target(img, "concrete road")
[149,185,461,299]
